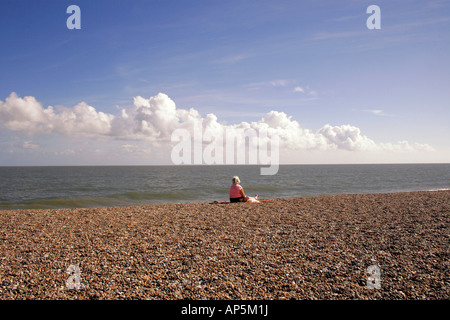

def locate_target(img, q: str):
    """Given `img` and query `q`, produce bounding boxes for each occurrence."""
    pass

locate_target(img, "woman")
[229,176,258,203]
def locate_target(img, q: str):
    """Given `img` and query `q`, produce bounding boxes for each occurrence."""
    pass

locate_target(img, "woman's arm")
[240,188,246,198]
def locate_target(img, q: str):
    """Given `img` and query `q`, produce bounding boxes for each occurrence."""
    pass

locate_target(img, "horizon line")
[0,162,449,168]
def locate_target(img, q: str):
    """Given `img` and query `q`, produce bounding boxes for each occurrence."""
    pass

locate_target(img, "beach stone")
[0,190,448,300]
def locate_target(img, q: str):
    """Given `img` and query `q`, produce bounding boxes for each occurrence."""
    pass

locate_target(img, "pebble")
[0,190,448,299]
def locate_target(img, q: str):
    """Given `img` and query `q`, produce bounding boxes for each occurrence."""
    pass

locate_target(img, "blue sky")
[0,0,449,165]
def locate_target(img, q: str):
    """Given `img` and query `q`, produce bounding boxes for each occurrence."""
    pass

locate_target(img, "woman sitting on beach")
[229,176,259,203]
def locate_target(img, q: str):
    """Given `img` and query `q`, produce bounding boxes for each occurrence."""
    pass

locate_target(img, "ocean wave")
[110,190,199,201]
[427,188,450,192]
[0,198,122,210]
[1,164,449,210]
[0,190,204,210]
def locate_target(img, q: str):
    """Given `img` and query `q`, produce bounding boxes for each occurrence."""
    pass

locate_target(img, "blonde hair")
[232,176,240,184]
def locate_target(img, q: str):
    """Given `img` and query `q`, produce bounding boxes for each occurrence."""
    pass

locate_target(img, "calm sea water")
[0,164,449,210]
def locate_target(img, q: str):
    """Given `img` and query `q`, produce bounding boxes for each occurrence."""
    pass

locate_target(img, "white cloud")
[0,92,52,134]
[0,92,433,156]
[293,85,317,96]
[363,109,393,117]
[317,124,377,151]
[379,141,435,152]
[22,141,40,149]
[0,92,114,138]
[270,79,290,87]
[52,102,114,138]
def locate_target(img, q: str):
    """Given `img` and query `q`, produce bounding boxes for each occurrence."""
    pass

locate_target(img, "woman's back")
[229,183,243,198]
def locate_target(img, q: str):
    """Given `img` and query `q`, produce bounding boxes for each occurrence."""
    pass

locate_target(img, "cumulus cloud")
[317,124,377,151]
[0,92,52,134]
[111,93,203,141]
[0,92,433,154]
[0,92,114,137]
[52,102,114,138]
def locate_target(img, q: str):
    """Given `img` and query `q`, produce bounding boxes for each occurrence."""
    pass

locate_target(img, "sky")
[0,0,449,166]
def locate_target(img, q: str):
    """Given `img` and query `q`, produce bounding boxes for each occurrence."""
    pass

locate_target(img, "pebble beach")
[0,190,448,300]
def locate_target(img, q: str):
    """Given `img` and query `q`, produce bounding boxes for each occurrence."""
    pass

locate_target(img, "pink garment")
[229,184,243,198]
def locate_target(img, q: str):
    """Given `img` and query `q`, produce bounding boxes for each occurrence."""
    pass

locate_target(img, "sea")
[0,164,449,210]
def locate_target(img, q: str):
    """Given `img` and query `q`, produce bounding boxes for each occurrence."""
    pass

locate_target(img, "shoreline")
[0,190,448,299]
[1,188,449,212]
